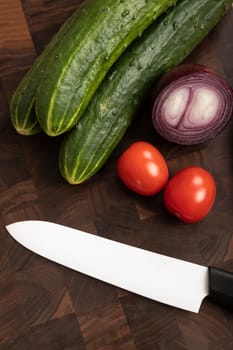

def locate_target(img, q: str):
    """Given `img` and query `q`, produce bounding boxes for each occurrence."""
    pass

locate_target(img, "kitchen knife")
[6,220,233,313]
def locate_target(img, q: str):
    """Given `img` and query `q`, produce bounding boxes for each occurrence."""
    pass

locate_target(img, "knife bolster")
[209,267,233,310]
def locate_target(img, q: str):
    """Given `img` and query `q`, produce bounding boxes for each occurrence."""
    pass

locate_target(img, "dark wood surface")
[1,1,233,349]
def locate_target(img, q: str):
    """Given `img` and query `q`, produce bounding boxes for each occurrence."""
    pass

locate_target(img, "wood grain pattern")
[0,1,233,349]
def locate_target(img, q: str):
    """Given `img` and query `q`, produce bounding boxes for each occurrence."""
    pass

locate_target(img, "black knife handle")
[209,267,233,310]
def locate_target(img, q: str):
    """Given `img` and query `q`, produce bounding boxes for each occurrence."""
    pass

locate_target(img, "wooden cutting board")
[0,1,233,349]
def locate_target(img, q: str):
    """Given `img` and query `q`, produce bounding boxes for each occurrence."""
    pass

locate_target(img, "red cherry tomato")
[117,141,169,196]
[164,166,216,223]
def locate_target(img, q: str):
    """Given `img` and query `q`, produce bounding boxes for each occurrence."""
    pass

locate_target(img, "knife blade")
[5,220,233,313]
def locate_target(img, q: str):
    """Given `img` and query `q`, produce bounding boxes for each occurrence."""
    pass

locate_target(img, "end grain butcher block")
[0,1,233,349]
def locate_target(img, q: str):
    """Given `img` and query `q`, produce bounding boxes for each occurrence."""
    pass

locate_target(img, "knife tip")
[5,222,17,236]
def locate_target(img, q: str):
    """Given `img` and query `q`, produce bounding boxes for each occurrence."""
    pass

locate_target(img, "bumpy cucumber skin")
[35,0,176,136]
[59,0,232,184]
[10,11,82,135]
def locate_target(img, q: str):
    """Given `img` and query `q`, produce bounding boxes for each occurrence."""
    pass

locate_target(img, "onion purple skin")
[152,64,233,145]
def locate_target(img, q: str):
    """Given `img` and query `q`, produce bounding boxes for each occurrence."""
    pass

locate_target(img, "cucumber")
[59,0,232,184]
[10,12,80,135]
[35,0,176,136]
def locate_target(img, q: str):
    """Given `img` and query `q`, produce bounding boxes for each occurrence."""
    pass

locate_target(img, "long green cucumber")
[10,11,81,135]
[35,0,177,136]
[59,0,232,184]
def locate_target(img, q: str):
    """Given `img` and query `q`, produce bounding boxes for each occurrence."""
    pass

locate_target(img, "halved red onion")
[152,64,233,145]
